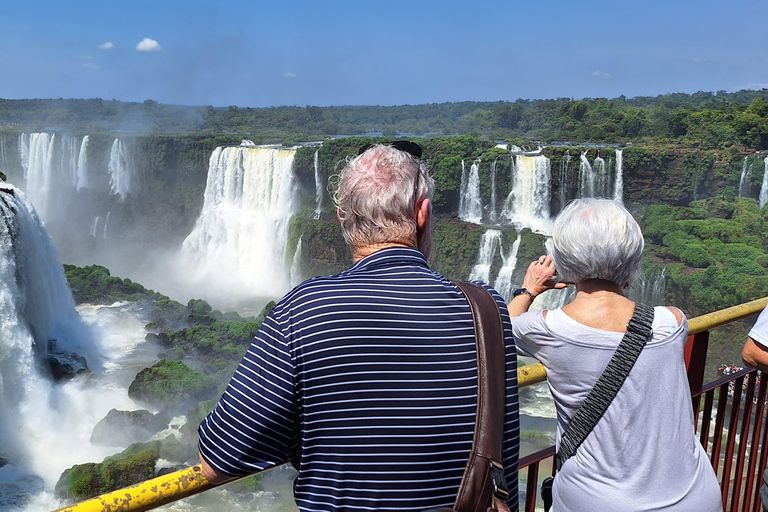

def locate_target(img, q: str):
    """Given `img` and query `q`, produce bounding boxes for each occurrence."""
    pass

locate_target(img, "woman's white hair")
[551,198,644,287]
[332,144,434,249]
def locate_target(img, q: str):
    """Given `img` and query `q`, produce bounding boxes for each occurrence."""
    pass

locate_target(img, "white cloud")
[79,55,93,60]
[284,72,296,78]
[591,70,610,78]
[136,38,162,52]
[98,41,115,50]
[83,62,100,70]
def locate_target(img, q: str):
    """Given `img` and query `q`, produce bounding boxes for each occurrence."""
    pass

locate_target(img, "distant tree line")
[3,89,768,149]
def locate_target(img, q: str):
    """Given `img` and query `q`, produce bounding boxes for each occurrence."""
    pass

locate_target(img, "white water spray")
[313,150,323,219]
[493,234,522,302]
[108,139,133,199]
[738,157,752,198]
[579,151,595,198]
[559,151,571,209]
[593,154,607,197]
[18,133,56,218]
[490,158,498,222]
[180,145,298,304]
[760,157,768,208]
[458,158,482,224]
[613,149,624,203]
[76,135,89,190]
[501,153,552,233]
[468,230,502,283]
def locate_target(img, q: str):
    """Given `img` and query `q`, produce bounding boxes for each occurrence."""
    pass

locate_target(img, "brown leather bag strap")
[452,281,510,512]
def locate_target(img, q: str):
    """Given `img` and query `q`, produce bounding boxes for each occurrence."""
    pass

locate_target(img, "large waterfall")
[501,153,552,233]
[180,145,299,304]
[19,133,56,218]
[458,158,482,224]
[579,151,595,198]
[613,149,624,203]
[108,138,133,199]
[468,229,502,283]
[593,154,607,197]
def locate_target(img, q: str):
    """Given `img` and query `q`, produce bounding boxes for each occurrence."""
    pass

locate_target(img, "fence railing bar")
[712,382,730,473]
[722,376,744,510]
[524,463,540,512]
[700,390,715,450]
[732,373,756,512]
[744,373,767,512]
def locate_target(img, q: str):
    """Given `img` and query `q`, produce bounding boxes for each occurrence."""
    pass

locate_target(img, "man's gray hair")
[333,144,434,249]
[551,198,644,287]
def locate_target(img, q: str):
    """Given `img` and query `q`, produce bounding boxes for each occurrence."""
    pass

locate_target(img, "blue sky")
[1,0,767,108]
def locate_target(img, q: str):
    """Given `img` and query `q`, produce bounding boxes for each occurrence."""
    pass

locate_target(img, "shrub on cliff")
[128,360,215,410]
[55,441,161,501]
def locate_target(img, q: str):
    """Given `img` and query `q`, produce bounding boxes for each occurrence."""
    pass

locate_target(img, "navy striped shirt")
[199,247,520,511]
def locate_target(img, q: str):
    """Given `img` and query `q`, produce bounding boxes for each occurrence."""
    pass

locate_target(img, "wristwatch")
[512,288,535,300]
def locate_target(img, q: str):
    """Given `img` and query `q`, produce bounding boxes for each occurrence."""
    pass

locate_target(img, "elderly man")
[743,308,768,512]
[198,142,519,511]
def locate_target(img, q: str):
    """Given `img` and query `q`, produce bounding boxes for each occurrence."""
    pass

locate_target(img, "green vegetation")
[63,264,157,304]
[55,441,161,501]
[128,360,215,410]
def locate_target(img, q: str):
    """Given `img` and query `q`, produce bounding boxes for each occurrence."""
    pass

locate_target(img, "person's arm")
[742,337,768,372]
[507,255,567,318]
[199,451,237,485]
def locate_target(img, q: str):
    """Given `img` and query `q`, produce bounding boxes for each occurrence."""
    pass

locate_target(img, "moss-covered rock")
[55,441,161,501]
[90,409,169,447]
[128,360,215,411]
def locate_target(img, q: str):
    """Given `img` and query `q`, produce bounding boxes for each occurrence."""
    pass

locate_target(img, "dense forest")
[3,88,768,149]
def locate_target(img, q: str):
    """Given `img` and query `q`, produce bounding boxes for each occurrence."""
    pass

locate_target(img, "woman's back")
[514,306,721,511]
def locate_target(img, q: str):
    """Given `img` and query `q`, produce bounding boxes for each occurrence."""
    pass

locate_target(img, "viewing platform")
[53,297,768,512]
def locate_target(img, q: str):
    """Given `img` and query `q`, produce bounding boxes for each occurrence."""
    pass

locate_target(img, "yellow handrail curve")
[53,296,768,512]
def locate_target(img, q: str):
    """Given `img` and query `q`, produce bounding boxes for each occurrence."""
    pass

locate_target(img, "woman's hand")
[522,255,567,297]
[508,255,569,318]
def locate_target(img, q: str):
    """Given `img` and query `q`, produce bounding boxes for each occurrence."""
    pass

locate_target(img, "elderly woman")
[510,198,721,512]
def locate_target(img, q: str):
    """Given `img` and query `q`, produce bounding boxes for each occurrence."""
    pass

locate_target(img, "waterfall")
[61,135,79,188]
[103,211,111,239]
[0,184,103,497]
[760,157,768,208]
[108,138,133,199]
[90,216,100,238]
[559,151,571,210]
[18,133,56,218]
[290,237,303,288]
[629,265,667,305]
[489,158,498,222]
[180,145,299,301]
[738,157,752,197]
[468,229,502,283]
[613,149,624,203]
[593,154,607,197]
[651,266,667,305]
[493,234,522,302]
[459,158,482,224]
[579,151,595,198]
[501,153,552,233]
[313,150,323,219]
[76,135,89,190]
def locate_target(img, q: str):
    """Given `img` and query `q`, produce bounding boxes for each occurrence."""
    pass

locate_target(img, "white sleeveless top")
[513,307,721,512]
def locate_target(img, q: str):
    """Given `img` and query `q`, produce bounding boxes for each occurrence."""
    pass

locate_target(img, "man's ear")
[416,199,431,231]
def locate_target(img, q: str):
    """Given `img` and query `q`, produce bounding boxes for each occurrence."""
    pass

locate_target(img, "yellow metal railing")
[54,296,768,512]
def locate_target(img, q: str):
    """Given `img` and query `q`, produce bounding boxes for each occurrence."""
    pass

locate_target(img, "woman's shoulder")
[650,305,688,341]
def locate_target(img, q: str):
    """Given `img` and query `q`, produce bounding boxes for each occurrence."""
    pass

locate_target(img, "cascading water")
[90,216,101,238]
[559,151,571,209]
[578,151,595,198]
[18,133,56,218]
[489,158,498,223]
[501,153,552,233]
[760,157,768,208]
[180,145,298,305]
[493,234,522,302]
[468,229,502,283]
[290,237,303,288]
[613,149,624,203]
[738,156,752,197]
[76,135,89,190]
[458,158,482,224]
[61,135,79,188]
[593,154,607,197]
[313,150,323,219]
[108,138,133,199]
[0,185,131,510]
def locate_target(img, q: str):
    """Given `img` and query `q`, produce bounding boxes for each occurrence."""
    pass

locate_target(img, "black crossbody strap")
[556,303,655,469]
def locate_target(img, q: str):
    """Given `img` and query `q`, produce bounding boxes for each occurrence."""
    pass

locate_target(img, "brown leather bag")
[424,282,511,512]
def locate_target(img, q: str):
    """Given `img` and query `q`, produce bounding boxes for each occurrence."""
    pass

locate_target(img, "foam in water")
[613,148,624,203]
[458,158,482,224]
[108,138,133,199]
[468,229,502,283]
[180,145,298,305]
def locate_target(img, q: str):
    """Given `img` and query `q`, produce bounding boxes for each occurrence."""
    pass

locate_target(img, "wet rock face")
[90,409,170,447]
[44,347,89,382]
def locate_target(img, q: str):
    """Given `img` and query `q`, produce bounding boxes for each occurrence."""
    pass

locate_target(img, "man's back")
[199,247,519,511]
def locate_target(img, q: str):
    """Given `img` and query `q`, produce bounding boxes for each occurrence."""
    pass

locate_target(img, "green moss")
[128,360,215,410]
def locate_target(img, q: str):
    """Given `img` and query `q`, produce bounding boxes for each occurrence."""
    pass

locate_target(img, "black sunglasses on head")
[358,140,423,159]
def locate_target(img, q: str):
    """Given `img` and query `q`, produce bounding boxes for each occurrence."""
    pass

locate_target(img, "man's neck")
[352,243,415,262]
